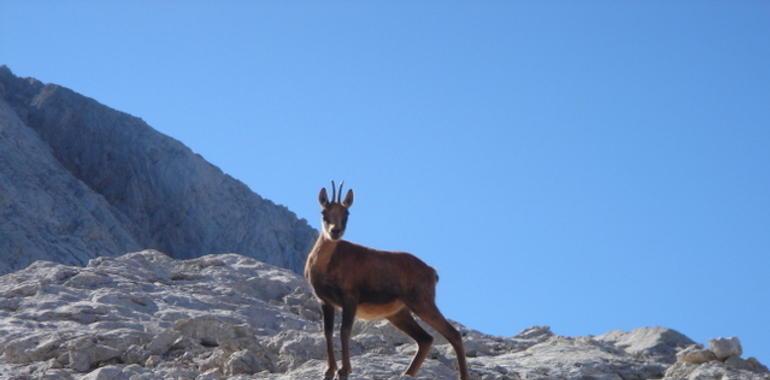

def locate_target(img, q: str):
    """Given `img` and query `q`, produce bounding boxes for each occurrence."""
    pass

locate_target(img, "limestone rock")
[80,365,127,380]
[0,251,767,380]
[67,337,122,372]
[709,336,743,361]
[676,344,717,364]
[146,329,181,356]
[0,65,315,276]
[664,337,769,380]
[596,326,694,364]
[223,349,268,376]
[664,360,770,380]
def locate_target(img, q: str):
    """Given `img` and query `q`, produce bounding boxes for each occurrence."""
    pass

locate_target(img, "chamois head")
[318,180,354,241]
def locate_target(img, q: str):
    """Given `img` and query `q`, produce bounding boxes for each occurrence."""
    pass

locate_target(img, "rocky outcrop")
[596,326,695,365]
[1,251,766,380]
[0,66,315,275]
[709,337,743,361]
[665,338,768,380]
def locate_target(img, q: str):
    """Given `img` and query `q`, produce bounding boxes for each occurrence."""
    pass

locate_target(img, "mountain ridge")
[0,65,315,275]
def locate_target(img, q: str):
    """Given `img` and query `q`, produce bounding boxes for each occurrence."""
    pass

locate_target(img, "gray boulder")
[709,336,743,361]
[676,344,717,365]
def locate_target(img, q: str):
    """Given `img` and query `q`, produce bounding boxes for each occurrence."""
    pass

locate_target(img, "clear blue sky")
[2,1,769,362]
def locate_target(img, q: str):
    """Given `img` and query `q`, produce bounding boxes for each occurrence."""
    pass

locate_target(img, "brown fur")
[306,240,439,310]
[305,184,468,380]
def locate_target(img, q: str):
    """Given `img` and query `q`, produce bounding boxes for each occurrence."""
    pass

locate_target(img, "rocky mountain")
[1,66,766,380]
[0,66,315,275]
[1,251,767,380]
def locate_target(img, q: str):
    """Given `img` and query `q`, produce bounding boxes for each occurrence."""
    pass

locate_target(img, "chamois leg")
[387,308,433,376]
[321,302,337,380]
[337,300,357,380]
[411,302,469,380]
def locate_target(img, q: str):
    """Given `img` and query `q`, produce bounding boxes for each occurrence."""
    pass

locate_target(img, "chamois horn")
[337,181,345,203]
[330,180,337,204]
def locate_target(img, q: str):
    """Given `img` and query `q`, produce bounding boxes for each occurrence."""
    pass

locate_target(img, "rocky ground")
[0,251,767,380]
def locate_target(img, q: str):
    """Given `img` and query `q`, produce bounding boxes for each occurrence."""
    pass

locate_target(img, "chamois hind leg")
[321,302,337,380]
[409,301,469,380]
[387,308,434,376]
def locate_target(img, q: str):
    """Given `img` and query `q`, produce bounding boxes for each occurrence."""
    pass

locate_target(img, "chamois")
[304,181,469,380]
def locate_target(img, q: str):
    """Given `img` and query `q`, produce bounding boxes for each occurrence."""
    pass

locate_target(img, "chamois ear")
[342,189,354,208]
[318,188,330,208]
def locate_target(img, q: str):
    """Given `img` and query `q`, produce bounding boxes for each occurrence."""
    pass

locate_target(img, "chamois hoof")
[336,369,350,380]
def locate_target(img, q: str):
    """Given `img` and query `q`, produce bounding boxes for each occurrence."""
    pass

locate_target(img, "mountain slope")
[0,66,315,274]
[0,251,766,380]
[0,97,140,273]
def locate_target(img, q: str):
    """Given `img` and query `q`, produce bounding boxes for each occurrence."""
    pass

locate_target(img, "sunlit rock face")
[0,66,315,275]
[1,251,767,380]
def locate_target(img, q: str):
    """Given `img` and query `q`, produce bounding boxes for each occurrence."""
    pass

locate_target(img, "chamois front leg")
[337,298,357,380]
[321,302,337,380]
